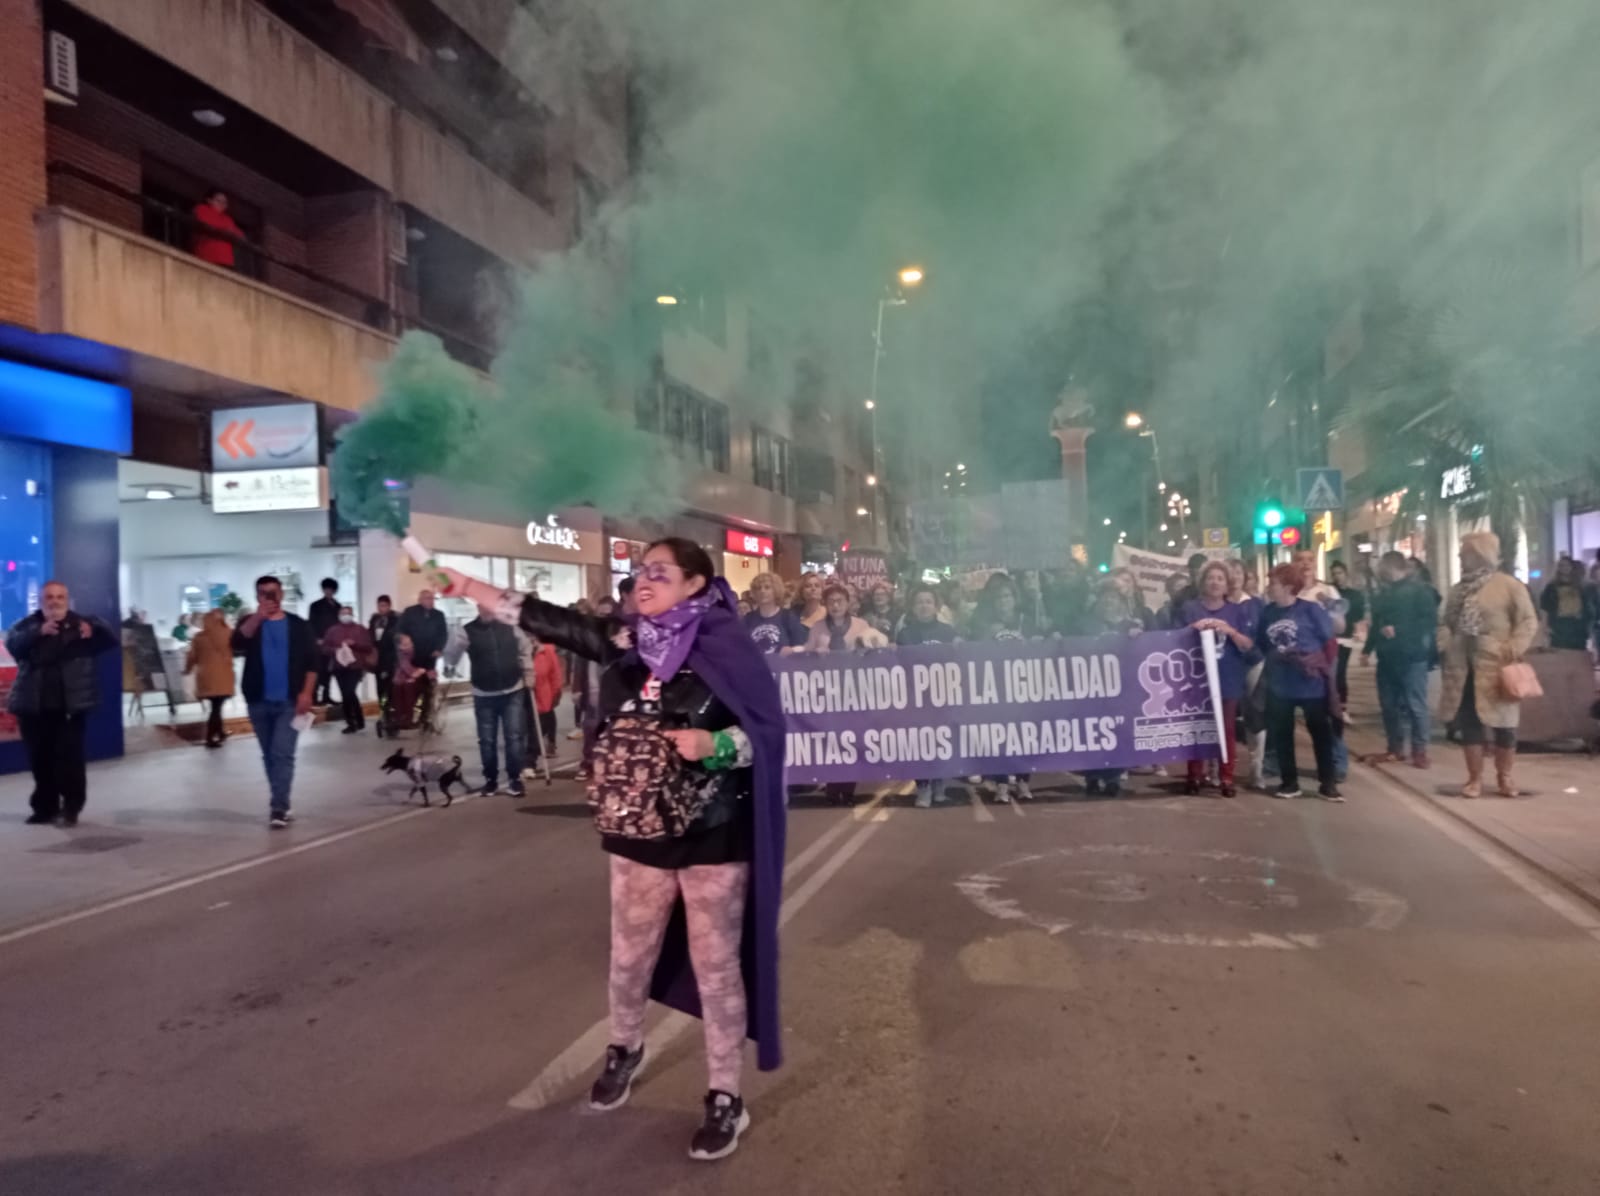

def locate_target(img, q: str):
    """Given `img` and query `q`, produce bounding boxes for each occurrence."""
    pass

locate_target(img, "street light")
[1102,517,1112,525]
[655,294,679,306]
[865,264,926,543]
[866,474,878,487]
[855,506,870,517]
[1124,412,1145,429]
[898,266,925,287]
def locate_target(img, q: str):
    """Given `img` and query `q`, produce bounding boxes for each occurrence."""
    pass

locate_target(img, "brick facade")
[0,0,44,329]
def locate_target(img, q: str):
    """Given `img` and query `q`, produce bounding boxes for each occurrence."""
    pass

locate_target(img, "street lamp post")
[865,266,924,545]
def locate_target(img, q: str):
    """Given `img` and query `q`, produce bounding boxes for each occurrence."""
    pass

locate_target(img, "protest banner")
[1112,544,1191,612]
[771,630,1223,783]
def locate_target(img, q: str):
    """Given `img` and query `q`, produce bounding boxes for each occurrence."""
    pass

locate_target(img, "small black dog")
[381,748,464,807]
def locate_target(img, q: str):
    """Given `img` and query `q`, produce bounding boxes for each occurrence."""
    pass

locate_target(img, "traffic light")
[1253,501,1302,546]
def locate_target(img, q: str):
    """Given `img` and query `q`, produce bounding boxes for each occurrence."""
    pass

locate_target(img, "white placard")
[212,467,324,513]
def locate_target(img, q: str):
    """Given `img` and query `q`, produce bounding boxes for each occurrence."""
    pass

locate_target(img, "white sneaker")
[992,784,1013,804]
[1014,779,1034,801]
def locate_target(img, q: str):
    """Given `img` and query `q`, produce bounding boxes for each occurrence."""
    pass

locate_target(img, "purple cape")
[646,602,788,1070]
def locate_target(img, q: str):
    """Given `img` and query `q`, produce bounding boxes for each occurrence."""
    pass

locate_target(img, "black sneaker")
[689,1090,751,1162]
[588,1044,645,1111]
[506,783,526,799]
[1272,785,1303,800]
[24,812,56,826]
[477,782,498,799]
[269,814,290,829]
[1319,785,1346,803]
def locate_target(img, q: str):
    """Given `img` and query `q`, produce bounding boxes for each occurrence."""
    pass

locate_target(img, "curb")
[1354,755,1600,915]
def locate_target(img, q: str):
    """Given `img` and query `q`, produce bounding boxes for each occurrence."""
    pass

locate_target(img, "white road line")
[508,809,886,1111]
[1008,798,1028,818]
[0,799,462,949]
[970,789,996,823]
[1364,765,1600,945]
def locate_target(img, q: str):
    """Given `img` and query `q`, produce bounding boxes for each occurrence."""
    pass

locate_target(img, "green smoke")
[336,0,1168,523]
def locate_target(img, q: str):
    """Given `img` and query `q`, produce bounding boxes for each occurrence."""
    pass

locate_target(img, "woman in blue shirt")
[1180,561,1259,797]
[1255,563,1340,801]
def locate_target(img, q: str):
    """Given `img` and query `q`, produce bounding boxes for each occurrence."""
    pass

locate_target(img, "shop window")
[0,440,52,636]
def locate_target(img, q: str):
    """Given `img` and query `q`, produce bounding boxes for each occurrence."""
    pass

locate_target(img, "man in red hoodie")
[191,189,243,269]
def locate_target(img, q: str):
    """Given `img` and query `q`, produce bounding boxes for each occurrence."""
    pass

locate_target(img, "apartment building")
[0,0,876,771]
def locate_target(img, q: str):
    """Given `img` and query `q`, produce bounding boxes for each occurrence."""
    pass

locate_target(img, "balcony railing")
[44,162,498,374]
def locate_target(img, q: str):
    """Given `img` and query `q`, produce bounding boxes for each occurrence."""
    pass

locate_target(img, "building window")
[752,427,791,496]
[638,379,728,472]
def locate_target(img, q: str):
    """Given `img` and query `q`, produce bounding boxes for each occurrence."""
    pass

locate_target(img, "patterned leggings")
[609,856,750,1094]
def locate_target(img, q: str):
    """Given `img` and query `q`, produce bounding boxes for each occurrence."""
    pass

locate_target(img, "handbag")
[587,715,710,840]
[1499,660,1543,701]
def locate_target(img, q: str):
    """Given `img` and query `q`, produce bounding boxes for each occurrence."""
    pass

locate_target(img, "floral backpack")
[587,715,710,840]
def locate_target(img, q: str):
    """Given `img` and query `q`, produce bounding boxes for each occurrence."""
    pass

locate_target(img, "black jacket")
[1363,578,1439,666]
[397,604,448,669]
[308,595,342,640]
[457,618,524,693]
[517,597,750,865]
[5,610,117,715]
[369,610,400,669]
[231,613,317,703]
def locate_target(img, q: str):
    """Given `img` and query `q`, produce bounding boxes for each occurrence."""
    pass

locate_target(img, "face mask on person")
[340,614,355,624]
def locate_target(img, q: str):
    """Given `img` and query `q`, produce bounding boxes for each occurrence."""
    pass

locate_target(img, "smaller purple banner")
[770,631,1220,784]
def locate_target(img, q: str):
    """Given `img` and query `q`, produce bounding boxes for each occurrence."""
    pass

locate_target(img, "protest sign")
[838,551,889,594]
[1112,545,1190,612]
[771,630,1222,783]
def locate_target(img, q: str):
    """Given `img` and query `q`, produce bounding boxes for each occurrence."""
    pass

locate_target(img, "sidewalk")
[1344,662,1600,908]
[0,703,581,936]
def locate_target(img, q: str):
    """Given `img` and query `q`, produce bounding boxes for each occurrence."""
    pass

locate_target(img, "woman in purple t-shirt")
[1179,561,1259,797]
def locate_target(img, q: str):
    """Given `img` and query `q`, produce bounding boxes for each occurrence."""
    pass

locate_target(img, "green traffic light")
[1260,506,1284,529]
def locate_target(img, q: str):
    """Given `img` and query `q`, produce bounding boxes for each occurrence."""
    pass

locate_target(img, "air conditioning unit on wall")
[45,31,78,106]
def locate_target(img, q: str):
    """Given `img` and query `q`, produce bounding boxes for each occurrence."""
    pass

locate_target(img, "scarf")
[632,577,737,679]
[1445,565,1493,637]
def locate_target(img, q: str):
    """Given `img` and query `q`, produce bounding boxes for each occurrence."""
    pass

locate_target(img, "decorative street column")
[1049,386,1095,560]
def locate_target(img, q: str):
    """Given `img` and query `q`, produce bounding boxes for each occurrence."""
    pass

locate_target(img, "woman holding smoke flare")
[438,539,785,1162]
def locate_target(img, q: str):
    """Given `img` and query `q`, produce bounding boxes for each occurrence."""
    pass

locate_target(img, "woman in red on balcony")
[191,189,242,269]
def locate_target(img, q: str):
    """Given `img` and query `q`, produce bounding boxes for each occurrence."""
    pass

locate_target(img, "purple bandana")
[633,578,737,680]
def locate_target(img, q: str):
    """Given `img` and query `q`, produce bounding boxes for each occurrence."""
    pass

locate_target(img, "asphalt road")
[3,766,1600,1195]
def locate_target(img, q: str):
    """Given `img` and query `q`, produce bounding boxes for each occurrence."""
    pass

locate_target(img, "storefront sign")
[772,632,1221,783]
[211,403,319,471]
[526,515,582,552]
[212,466,324,513]
[0,358,131,454]
[725,529,776,558]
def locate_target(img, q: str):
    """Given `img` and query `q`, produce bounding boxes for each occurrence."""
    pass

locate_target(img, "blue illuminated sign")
[0,358,131,454]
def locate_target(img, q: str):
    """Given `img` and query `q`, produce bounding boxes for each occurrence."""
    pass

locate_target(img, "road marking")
[1363,765,1600,945]
[970,790,996,823]
[1008,798,1027,817]
[0,794,499,949]
[508,806,885,1111]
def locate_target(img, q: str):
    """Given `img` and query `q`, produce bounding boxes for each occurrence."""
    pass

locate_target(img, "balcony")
[37,205,397,412]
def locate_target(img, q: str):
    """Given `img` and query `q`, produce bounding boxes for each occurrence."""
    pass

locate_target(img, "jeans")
[1376,659,1430,755]
[1265,693,1336,792]
[247,700,300,815]
[19,711,88,819]
[473,690,528,787]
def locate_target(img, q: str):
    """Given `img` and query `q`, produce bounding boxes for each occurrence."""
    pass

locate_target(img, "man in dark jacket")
[1362,550,1441,768]
[368,594,400,715]
[307,577,342,707]
[397,589,448,670]
[233,575,318,828]
[442,605,528,798]
[6,580,117,826]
